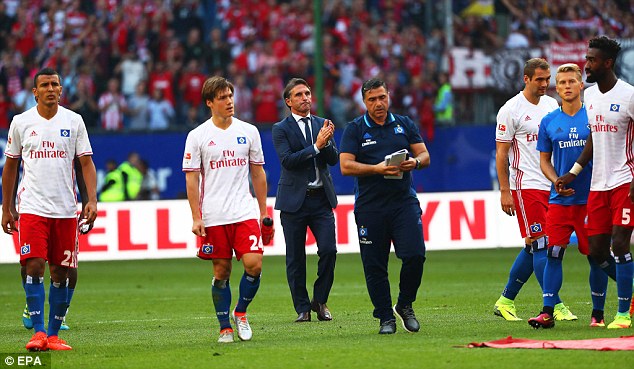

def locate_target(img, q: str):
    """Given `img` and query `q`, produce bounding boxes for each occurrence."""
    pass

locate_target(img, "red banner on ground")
[468,335,634,351]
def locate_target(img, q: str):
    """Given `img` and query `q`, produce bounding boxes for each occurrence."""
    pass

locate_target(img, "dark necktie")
[301,117,312,145]
[300,117,316,181]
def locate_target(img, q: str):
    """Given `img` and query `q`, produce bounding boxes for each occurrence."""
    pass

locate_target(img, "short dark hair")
[283,78,310,101]
[361,78,388,99]
[33,68,62,87]
[201,76,234,102]
[589,36,621,64]
[524,58,550,79]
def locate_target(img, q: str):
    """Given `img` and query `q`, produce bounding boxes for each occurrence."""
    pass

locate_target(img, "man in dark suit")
[272,78,339,322]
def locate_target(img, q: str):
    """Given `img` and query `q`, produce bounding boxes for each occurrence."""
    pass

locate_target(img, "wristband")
[569,162,583,176]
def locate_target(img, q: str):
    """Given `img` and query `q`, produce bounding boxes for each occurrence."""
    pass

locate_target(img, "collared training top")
[339,111,423,212]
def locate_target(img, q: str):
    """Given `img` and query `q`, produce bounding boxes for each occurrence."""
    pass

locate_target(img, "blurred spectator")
[159,29,185,76]
[116,47,147,98]
[126,81,150,130]
[137,159,160,200]
[68,77,99,128]
[505,23,531,49]
[204,28,231,76]
[147,88,175,130]
[12,76,36,115]
[328,83,355,128]
[75,65,96,94]
[0,3,12,51]
[426,28,445,69]
[0,85,10,130]
[411,74,436,141]
[433,72,453,126]
[11,6,36,58]
[183,105,201,129]
[183,28,205,64]
[98,78,127,131]
[178,59,206,122]
[454,14,502,50]
[233,73,253,122]
[60,60,78,101]
[148,60,175,105]
[99,159,124,202]
[233,41,258,74]
[3,64,22,98]
[118,152,143,201]
[42,44,69,72]
[419,95,435,142]
[129,16,157,64]
[65,0,88,43]
[252,69,282,125]
[171,0,203,42]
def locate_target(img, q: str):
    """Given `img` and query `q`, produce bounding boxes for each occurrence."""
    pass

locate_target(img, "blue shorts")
[354,203,426,259]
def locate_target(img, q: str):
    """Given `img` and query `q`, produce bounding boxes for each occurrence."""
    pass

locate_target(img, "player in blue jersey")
[529,63,615,328]
[339,78,430,334]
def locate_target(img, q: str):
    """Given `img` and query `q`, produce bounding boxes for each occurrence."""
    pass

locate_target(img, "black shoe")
[393,304,420,332]
[294,311,311,322]
[378,319,396,334]
[311,300,332,321]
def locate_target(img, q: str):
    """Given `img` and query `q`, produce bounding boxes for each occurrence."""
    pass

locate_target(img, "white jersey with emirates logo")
[496,92,558,190]
[182,117,265,227]
[4,106,93,218]
[585,79,634,191]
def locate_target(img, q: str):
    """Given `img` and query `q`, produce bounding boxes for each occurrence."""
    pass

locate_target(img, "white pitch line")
[92,316,209,324]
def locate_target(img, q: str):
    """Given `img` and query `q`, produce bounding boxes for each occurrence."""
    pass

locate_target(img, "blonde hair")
[556,63,582,82]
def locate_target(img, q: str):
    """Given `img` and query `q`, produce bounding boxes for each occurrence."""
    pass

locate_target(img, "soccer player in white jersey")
[183,76,271,343]
[1,68,98,351]
[493,58,577,321]
[557,36,634,329]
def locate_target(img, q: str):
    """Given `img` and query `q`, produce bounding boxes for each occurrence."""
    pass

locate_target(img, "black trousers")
[355,203,426,322]
[281,191,337,314]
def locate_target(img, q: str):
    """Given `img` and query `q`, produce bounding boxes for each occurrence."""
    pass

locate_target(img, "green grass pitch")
[0,248,630,369]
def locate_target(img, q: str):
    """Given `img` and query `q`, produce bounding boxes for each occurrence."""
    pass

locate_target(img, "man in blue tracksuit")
[339,78,431,334]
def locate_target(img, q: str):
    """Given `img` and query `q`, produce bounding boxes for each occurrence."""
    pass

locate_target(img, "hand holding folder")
[383,149,409,179]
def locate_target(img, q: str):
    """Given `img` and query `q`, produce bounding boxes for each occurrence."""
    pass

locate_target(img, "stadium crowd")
[0,0,632,134]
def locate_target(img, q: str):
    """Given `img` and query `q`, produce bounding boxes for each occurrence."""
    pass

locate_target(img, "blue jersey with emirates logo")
[536,106,591,205]
[339,112,423,212]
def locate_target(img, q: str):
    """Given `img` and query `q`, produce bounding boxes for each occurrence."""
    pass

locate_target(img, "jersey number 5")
[622,208,631,225]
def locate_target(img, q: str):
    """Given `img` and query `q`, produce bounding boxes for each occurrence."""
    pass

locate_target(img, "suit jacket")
[272,115,339,213]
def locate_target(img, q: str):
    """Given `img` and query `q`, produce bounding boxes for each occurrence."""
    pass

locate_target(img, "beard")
[585,70,599,83]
